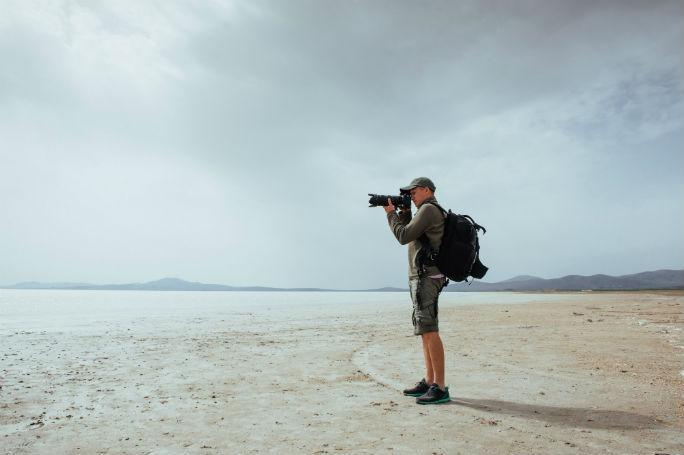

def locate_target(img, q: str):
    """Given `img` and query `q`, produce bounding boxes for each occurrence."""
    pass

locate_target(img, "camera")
[368,193,411,209]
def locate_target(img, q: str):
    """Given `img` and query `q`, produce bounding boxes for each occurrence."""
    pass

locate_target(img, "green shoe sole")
[403,392,424,397]
[416,395,451,405]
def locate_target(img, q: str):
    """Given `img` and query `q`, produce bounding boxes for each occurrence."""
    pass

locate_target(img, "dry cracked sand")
[1,291,683,454]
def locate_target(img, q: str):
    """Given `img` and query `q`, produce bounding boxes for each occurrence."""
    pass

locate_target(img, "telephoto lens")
[368,193,411,209]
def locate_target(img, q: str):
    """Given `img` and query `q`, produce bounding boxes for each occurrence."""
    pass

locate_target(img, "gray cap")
[400,177,436,194]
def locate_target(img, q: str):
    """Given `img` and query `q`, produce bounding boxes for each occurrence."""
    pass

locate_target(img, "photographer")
[382,177,450,405]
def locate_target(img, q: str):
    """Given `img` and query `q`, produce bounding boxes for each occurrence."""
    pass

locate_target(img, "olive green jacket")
[386,196,445,279]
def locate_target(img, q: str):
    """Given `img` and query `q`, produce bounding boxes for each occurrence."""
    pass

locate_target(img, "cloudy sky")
[1,0,682,289]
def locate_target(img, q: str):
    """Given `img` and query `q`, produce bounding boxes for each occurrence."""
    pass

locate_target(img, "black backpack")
[419,202,488,282]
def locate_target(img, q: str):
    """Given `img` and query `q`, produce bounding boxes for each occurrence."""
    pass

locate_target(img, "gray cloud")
[1,0,682,288]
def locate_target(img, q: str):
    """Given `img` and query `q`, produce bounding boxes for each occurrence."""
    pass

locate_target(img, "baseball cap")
[400,177,436,194]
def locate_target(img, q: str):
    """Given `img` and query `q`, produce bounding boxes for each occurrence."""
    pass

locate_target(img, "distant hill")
[3,269,683,292]
[500,275,543,283]
[445,269,684,292]
[6,277,228,291]
[364,286,407,292]
[3,277,335,292]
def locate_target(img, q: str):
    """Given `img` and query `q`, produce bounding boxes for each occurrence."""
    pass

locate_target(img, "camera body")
[368,193,411,209]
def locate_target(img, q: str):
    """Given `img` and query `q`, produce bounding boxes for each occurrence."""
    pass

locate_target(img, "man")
[382,177,450,405]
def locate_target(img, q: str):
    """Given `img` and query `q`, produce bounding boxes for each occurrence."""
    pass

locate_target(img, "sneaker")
[403,378,429,397]
[416,384,451,405]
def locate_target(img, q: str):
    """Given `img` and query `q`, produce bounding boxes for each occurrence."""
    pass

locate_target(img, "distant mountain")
[2,277,372,292]
[364,287,407,292]
[445,269,684,292]
[8,281,94,290]
[1,277,335,292]
[500,275,543,283]
[3,269,683,292]
[5,277,229,291]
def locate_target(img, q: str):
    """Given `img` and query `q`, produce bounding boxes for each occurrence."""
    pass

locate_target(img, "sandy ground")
[1,291,683,454]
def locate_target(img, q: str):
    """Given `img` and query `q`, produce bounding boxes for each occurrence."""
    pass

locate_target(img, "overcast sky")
[1,0,682,289]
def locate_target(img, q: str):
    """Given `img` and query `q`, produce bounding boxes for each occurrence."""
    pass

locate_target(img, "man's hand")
[384,198,395,213]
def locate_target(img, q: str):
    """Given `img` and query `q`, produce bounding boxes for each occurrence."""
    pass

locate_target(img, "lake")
[0,289,589,334]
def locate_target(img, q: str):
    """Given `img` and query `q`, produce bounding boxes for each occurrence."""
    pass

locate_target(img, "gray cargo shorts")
[409,276,447,335]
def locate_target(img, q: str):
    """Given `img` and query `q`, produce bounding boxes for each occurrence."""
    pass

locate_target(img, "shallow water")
[0,289,589,334]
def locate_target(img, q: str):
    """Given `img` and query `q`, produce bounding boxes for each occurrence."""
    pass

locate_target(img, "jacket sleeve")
[387,206,434,245]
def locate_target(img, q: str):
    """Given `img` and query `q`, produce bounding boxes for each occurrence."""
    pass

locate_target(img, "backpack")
[418,202,488,282]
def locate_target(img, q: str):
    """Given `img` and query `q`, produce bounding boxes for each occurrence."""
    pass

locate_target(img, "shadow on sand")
[450,397,665,430]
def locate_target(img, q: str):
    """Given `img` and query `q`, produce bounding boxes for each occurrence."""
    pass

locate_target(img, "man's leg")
[404,279,433,397]
[413,278,450,404]
[422,331,445,389]
[421,335,434,384]
[415,330,450,404]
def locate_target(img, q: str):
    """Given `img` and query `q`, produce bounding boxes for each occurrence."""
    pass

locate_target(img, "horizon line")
[2,268,682,291]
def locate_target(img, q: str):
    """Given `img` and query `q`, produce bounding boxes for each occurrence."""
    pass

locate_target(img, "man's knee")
[421,330,440,342]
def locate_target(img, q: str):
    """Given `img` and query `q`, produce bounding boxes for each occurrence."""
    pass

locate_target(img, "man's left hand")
[384,198,395,213]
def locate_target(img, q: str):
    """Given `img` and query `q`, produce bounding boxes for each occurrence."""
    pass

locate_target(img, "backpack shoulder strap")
[422,201,448,218]
[417,201,445,270]
[418,201,446,250]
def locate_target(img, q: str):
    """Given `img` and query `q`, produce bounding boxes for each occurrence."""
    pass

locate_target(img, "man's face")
[409,186,432,207]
